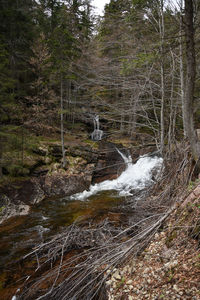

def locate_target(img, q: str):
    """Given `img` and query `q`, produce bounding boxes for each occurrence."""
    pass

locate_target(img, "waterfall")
[11,289,20,300]
[95,115,100,130]
[116,147,132,166]
[91,115,103,141]
[70,153,163,201]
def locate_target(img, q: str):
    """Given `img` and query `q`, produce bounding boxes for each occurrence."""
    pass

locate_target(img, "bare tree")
[179,0,186,137]
[60,76,67,169]
[159,0,166,153]
[183,0,200,167]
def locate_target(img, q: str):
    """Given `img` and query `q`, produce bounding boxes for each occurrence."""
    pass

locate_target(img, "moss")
[6,164,30,177]
[110,137,134,147]
[116,277,125,288]
[0,206,5,214]
[0,175,30,188]
[1,128,50,176]
[84,139,98,149]
[67,122,86,130]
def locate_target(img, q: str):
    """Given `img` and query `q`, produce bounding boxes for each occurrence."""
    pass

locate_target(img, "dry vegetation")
[14,142,200,300]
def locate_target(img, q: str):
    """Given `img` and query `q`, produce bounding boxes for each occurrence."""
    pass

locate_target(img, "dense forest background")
[0,0,200,178]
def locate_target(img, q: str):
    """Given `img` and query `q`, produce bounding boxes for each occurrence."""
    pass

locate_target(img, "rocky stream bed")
[0,138,199,300]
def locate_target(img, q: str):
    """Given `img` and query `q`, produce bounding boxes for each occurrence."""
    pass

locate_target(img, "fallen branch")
[18,143,192,300]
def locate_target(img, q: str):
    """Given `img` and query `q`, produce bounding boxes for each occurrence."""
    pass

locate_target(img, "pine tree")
[0,0,36,118]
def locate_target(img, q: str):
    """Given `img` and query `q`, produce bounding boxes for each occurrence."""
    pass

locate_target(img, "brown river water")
[0,154,163,299]
[0,190,125,299]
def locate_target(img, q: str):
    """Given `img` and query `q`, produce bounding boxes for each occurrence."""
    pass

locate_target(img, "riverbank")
[106,181,200,299]
[0,134,98,224]
[5,142,198,300]
[0,126,157,225]
[1,127,199,300]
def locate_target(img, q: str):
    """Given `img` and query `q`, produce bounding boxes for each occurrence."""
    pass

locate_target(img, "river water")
[0,152,163,299]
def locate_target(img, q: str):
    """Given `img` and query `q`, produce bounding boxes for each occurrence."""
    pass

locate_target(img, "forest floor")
[106,181,200,300]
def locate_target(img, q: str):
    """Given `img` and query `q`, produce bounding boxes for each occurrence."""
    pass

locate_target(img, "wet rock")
[0,195,30,224]
[0,179,45,206]
[31,165,49,176]
[48,144,62,159]
[41,173,90,197]
[92,141,128,184]
[66,145,98,164]
[0,170,91,224]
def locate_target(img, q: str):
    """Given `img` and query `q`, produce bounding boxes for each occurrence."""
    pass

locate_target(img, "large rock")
[65,145,98,163]
[0,171,91,224]
[0,178,45,206]
[0,179,44,224]
[40,173,90,197]
[0,194,30,224]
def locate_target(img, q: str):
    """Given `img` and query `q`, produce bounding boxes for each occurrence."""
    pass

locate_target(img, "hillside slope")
[106,181,200,300]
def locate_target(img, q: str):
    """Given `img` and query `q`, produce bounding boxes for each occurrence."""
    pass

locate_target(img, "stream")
[0,151,163,299]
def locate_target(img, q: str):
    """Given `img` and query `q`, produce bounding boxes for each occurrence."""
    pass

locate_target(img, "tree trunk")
[60,76,66,169]
[179,0,186,137]
[184,0,200,166]
[159,0,165,154]
[0,135,2,178]
[168,49,176,149]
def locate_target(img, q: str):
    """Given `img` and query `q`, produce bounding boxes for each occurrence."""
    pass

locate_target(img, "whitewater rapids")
[71,154,163,201]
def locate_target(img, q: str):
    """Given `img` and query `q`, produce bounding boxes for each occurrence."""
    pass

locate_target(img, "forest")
[0,0,200,300]
[0,0,200,176]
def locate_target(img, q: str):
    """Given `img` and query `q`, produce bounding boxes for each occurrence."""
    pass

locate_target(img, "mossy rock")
[48,144,62,158]
[6,165,30,177]
[67,156,87,166]
[23,153,45,169]
[66,145,98,163]
[31,145,48,156]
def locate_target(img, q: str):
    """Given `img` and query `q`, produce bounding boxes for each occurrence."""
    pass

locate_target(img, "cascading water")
[7,148,163,300]
[95,115,100,130]
[115,147,132,165]
[91,115,103,141]
[70,151,163,201]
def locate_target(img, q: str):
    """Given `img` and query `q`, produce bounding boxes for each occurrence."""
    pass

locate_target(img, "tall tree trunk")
[168,49,176,149]
[159,0,165,154]
[179,0,186,137]
[60,76,66,169]
[184,0,200,166]
[130,94,138,136]
[0,135,2,178]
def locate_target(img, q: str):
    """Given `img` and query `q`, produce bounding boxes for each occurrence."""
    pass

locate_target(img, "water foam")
[71,154,163,201]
